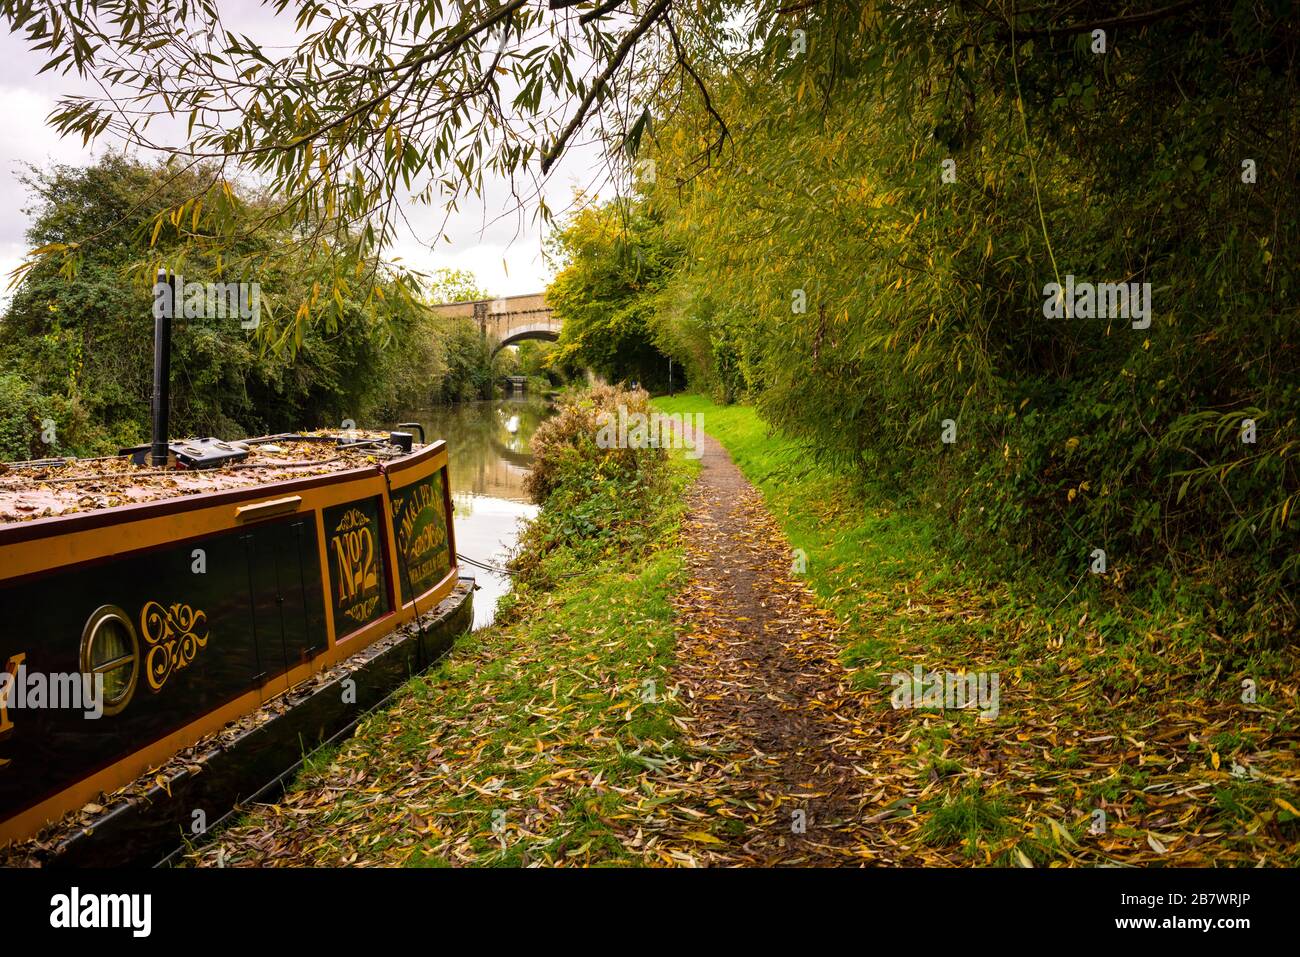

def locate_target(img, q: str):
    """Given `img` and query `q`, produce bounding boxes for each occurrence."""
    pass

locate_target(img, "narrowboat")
[0,427,468,849]
[0,273,471,857]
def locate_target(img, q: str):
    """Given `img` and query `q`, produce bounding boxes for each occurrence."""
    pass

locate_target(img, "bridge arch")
[495,323,559,354]
[427,292,561,355]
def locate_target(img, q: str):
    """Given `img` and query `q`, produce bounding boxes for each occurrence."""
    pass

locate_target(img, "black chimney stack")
[151,268,173,467]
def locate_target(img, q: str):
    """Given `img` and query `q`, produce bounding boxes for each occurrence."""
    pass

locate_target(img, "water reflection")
[392,396,552,628]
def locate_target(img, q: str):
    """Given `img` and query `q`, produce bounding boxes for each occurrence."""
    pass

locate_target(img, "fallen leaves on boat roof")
[0,432,409,525]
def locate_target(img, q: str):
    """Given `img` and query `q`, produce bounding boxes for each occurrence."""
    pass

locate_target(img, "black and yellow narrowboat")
[0,427,470,854]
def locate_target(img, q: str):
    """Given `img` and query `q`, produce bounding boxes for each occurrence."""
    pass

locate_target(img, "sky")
[0,1,613,305]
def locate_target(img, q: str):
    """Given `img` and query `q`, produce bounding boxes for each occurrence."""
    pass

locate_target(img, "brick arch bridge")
[429,292,560,354]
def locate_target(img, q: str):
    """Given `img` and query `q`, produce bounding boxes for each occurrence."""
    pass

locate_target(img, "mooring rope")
[457,553,514,576]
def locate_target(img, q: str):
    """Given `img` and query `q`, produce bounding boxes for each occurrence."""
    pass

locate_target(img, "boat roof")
[0,432,420,525]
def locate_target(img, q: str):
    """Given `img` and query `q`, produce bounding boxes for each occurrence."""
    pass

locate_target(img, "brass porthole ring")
[79,605,141,717]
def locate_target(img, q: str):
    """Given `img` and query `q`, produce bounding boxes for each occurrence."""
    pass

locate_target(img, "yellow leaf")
[1049,817,1079,846]
[1211,751,1220,770]
[683,831,723,844]
[1275,798,1300,817]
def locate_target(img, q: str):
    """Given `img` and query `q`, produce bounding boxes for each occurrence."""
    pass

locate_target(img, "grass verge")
[655,393,1300,865]
[193,393,696,867]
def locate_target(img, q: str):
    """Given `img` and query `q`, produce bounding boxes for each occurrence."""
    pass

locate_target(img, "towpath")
[626,430,908,864]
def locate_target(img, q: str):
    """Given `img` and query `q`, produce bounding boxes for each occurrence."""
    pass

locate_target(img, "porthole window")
[80,605,140,717]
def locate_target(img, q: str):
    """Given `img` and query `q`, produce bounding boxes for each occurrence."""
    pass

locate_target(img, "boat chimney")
[151,267,173,467]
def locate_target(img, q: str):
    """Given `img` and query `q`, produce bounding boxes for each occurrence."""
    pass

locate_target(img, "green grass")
[193,393,1297,867]
[196,436,699,867]
[656,394,975,683]
[654,393,1300,866]
[919,785,1011,857]
[378,540,688,866]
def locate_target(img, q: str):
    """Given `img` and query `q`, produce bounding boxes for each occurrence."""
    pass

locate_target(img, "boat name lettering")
[331,509,378,606]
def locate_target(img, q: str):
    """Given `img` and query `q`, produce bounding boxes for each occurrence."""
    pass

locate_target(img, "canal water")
[392,396,551,628]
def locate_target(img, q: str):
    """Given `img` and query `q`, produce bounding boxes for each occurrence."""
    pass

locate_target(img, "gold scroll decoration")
[139,602,209,692]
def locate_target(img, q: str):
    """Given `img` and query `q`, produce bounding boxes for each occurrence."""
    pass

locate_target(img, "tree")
[0,154,420,455]
[1,2,1242,346]
[0,0,742,344]
[426,269,489,306]
[545,196,676,389]
[0,0,1231,414]
[634,0,1299,628]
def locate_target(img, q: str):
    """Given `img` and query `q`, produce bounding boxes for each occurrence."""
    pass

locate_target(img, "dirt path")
[632,431,905,865]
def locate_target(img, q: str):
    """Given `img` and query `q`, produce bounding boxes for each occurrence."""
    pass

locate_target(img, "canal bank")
[192,386,693,865]
[649,394,1300,866]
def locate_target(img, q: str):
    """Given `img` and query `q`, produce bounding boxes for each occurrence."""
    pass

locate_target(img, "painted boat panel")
[323,496,392,636]
[390,467,454,604]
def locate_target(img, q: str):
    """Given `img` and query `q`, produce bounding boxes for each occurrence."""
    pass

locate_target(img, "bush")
[614,4,1300,639]
[523,383,664,502]
[0,155,452,461]
[0,372,46,460]
[510,384,670,588]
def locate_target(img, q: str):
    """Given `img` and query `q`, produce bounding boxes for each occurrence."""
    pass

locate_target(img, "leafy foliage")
[654,393,1300,865]
[494,338,563,393]
[0,0,737,341]
[511,383,670,587]
[546,198,678,389]
[0,156,487,458]
[588,1,1297,634]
